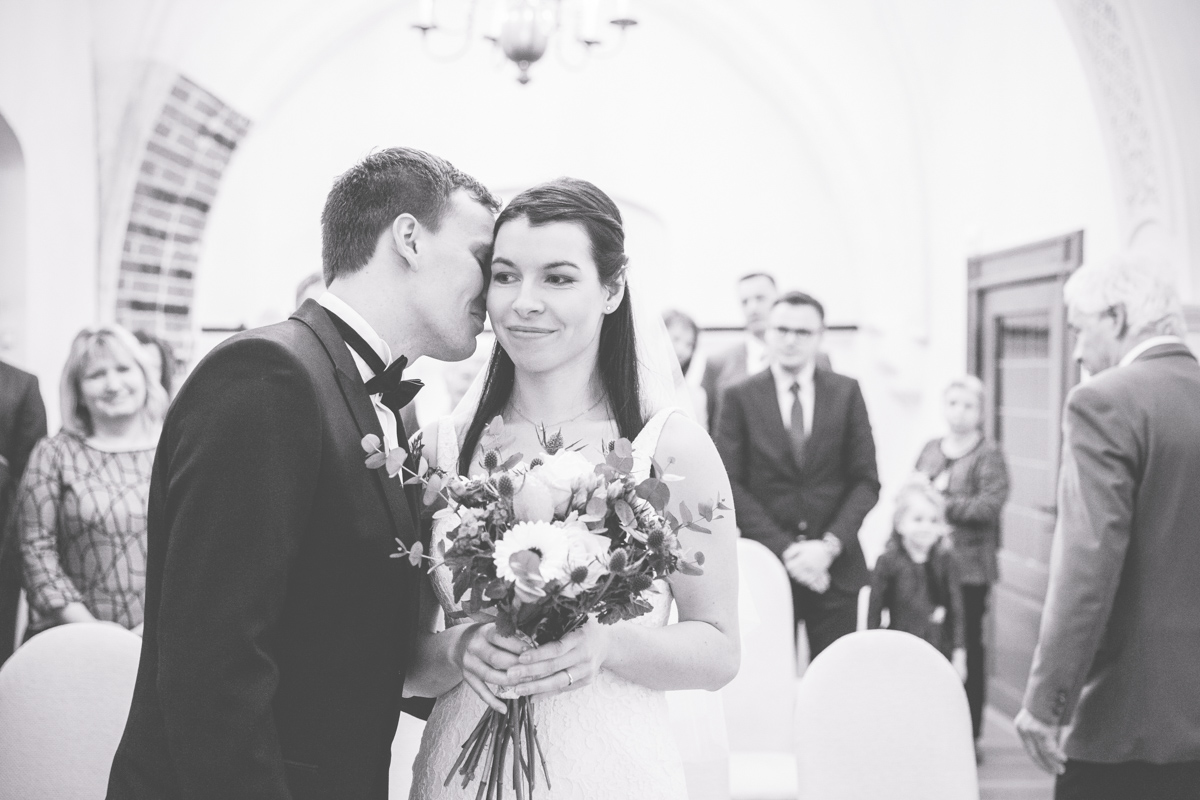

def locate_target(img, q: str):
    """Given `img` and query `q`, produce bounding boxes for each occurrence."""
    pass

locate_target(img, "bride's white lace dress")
[408,409,689,800]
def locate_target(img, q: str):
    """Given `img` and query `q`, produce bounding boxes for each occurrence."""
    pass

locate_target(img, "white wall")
[0,0,100,429]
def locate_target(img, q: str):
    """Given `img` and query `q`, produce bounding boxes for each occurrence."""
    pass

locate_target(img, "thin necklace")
[509,395,607,430]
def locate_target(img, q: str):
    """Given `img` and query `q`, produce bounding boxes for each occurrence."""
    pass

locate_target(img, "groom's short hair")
[321,147,499,283]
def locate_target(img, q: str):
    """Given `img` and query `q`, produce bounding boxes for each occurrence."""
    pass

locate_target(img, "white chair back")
[725,537,796,752]
[0,622,141,800]
[725,538,798,800]
[794,629,979,800]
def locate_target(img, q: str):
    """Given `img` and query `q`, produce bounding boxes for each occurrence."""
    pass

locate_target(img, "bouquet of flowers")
[362,416,725,800]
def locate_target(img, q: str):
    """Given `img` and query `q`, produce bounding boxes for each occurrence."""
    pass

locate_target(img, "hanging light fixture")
[412,0,638,85]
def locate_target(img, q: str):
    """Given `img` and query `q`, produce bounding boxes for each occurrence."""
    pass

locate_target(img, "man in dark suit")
[107,148,508,800]
[702,273,830,431]
[0,359,47,662]
[1016,257,1200,799]
[716,291,878,657]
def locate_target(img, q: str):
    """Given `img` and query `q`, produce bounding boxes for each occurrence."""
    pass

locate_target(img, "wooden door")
[967,232,1082,715]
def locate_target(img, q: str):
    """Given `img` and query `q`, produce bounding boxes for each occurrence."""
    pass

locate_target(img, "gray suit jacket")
[1023,342,1200,763]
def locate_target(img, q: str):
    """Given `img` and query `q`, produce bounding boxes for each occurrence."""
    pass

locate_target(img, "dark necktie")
[789,381,808,467]
[324,309,423,438]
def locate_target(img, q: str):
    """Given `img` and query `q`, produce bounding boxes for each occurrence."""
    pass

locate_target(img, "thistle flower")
[608,548,628,573]
[495,473,515,497]
[628,573,653,593]
[483,450,500,471]
[646,529,665,550]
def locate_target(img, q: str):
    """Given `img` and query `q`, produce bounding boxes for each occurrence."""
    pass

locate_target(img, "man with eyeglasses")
[701,273,830,432]
[715,291,879,658]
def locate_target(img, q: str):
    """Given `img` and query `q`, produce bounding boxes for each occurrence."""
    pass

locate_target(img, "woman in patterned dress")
[15,324,167,638]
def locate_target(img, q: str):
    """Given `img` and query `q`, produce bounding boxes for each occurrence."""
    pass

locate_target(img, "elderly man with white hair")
[1015,253,1200,800]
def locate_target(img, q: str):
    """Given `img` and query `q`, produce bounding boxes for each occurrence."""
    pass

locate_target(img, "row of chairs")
[0,540,978,799]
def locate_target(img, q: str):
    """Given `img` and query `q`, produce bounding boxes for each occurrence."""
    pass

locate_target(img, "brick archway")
[113,75,250,365]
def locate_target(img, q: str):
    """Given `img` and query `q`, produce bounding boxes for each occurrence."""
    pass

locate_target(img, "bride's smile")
[488,216,622,376]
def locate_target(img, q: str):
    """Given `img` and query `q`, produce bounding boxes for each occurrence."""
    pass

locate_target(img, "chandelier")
[413,0,639,84]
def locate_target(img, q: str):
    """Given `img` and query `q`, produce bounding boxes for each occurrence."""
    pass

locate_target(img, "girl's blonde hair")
[60,324,169,437]
[892,476,947,531]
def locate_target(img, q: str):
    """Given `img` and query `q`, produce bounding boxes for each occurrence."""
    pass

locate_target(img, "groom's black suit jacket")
[715,367,879,595]
[108,300,432,800]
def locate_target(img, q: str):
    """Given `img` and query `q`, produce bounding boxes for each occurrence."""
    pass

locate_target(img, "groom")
[107,148,499,799]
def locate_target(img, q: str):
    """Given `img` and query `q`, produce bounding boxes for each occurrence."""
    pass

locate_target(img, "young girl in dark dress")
[868,479,966,679]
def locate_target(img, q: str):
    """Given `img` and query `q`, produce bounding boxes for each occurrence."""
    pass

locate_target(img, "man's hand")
[1014,708,1065,775]
[783,540,832,593]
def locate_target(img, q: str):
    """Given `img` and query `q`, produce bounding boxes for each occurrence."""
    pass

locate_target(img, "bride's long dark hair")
[458,178,644,475]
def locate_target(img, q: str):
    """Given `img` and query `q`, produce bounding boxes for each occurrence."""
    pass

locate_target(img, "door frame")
[966,230,1083,716]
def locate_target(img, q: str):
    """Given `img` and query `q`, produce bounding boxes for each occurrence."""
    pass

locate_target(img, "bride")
[404,178,740,799]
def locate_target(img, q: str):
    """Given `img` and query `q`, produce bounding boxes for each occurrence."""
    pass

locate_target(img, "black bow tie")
[324,309,423,415]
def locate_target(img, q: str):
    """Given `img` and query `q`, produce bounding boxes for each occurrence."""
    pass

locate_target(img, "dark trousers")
[792,582,859,659]
[961,583,989,741]
[1056,759,1200,800]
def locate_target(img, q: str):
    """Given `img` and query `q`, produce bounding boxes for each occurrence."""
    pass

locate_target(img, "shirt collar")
[745,334,767,372]
[316,290,394,373]
[769,360,815,392]
[1118,335,1184,368]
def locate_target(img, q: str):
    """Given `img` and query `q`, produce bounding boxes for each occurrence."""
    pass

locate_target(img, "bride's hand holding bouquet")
[366,416,725,798]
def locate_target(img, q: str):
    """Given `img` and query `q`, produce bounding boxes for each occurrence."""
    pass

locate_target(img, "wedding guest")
[701,272,776,431]
[716,290,878,657]
[664,309,708,423]
[133,330,177,399]
[0,358,47,661]
[1016,255,1200,799]
[914,374,1008,752]
[15,325,165,638]
[867,479,967,678]
[702,273,831,431]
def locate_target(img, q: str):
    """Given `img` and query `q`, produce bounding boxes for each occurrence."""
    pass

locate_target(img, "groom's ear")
[390,214,421,270]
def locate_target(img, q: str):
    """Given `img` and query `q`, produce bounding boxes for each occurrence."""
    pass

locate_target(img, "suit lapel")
[749,371,799,478]
[292,300,419,547]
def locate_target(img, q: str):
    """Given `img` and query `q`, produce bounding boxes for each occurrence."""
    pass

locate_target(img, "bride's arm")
[507,414,741,694]
[403,419,528,712]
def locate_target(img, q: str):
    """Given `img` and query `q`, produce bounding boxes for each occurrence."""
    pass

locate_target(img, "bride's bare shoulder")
[654,412,723,475]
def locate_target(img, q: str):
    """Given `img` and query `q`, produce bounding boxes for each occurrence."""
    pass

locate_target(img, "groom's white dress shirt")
[317,291,401,452]
[770,361,815,437]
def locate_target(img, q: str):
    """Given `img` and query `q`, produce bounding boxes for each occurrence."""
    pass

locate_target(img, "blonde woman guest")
[914,375,1009,756]
[15,325,166,638]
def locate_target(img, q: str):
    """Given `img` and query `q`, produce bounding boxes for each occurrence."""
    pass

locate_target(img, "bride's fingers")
[483,626,530,656]
[462,647,521,688]
[515,631,578,666]
[462,671,508,714]
[507,634,586,682]
[511,664,589,699]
